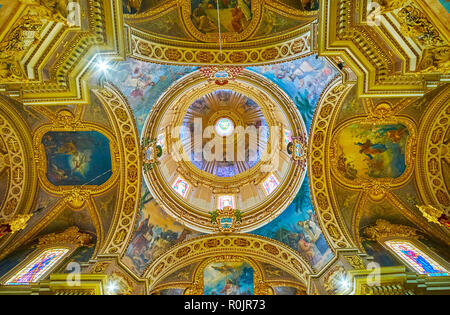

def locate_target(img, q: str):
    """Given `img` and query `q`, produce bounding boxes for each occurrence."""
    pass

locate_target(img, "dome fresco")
[0,0,449,298]
[215,118,234,137]
[181,89,269,177]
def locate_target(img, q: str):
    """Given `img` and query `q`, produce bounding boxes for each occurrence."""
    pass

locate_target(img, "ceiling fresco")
[106,54,337,275]
[0,0,448,297]
[123,183,203,275]
[105,60,196,133]
[124,0,318,44]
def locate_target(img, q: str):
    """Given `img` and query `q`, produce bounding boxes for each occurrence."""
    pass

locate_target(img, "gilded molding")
[0,97,38,249]
[415,85,450,214]
[128,26,312,65]
[308,78,356,250]
[93,84,142,257]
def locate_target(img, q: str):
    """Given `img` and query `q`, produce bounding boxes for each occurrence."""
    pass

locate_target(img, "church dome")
[142,70,307,233]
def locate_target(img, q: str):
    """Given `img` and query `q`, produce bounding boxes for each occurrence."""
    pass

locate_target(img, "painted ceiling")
[0,0,448,295]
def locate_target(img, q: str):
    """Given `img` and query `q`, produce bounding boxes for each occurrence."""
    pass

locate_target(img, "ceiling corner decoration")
[318,0,450,98]
[0,0,126,106]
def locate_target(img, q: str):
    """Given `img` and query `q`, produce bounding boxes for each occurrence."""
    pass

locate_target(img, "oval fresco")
[333,123,411,182]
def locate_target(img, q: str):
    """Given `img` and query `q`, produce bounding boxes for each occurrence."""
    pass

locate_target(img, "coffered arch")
[0,96,38,226]
[143,234,313,293]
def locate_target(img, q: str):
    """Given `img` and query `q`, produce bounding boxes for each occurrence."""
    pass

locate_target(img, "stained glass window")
[218,195,235,209]
[6,248,69,285]
[263,174,280,195]
[172,177,190,198]
[284,129,292,147]
[385,240,449,276]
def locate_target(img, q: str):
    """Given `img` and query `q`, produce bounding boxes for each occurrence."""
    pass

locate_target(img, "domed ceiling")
[140,68,309,233]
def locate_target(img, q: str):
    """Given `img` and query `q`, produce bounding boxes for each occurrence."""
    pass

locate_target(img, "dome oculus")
[215,118,234,137]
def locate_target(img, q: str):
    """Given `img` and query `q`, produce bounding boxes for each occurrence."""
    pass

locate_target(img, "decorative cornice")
[0,0,126,106]
[37,226,92,248]
[363,219,422,242]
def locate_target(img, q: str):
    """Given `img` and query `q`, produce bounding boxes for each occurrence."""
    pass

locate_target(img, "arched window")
[385,240,449,277]
[5,248,69,285]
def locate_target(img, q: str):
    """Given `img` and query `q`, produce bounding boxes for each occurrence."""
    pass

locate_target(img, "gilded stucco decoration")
[308,78,356,250]
[0,85,143,263]
[37,226,92,248]
[416,85,450,218]
[0,0,126,106]
[363,219,423,242]
[0,103,119,260]
[93,84,142,256]
[128,27,312,65]
[311,72,450,256]
[141,69,308,233]
[319,0,449,97]
[0,0,449,296]
[417,205,450,229]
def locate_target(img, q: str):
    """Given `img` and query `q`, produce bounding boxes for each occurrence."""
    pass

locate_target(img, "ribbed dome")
[180,89,269,177]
